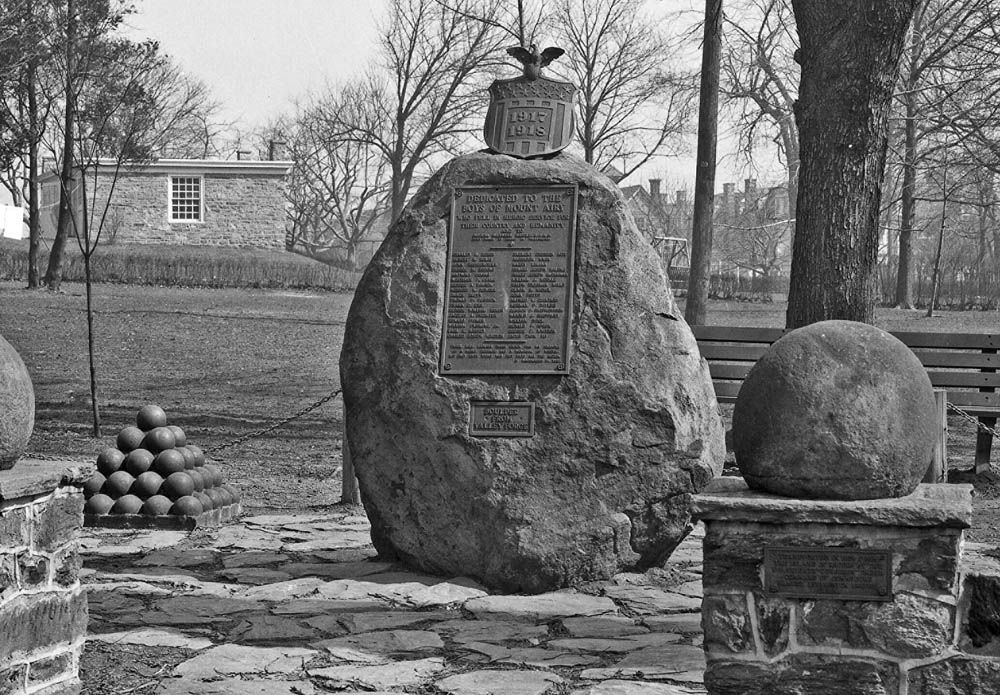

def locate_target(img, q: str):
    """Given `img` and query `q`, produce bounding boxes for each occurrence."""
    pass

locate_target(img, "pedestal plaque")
[440,185,577,375]
[763,546,892,601]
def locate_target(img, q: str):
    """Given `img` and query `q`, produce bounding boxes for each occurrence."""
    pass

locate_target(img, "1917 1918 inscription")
[763,546,893,601]
[440,185,577,375]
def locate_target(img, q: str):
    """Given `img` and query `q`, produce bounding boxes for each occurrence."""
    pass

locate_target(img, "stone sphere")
[0,333,34,469]
[733,320,937,500]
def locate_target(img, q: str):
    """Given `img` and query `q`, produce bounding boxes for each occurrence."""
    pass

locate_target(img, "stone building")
[38,158,292,250]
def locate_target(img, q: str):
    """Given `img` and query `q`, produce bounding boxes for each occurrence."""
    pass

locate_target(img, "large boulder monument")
[340,44,724,592]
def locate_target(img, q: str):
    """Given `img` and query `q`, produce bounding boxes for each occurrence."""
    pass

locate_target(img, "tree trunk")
[684,0,722,327]
[786,0,919,329]
[26,58,40,290]
[45,0,75,292]
[895,14,920,309]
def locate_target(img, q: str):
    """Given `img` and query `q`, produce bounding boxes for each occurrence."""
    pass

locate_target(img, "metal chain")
[208,388,342,454]
[24,389,342,462]
[947,402,1000,439]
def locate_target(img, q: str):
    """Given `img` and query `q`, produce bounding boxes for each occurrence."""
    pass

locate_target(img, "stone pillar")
[693,477,972,695]
[0,460,91,695]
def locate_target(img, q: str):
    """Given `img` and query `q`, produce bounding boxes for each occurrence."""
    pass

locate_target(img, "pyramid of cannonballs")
[83,405,240,525]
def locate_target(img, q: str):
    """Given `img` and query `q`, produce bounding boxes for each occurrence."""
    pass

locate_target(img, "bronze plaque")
[440,185,577,375]
[763,546,893,602]
[469,401,535,437]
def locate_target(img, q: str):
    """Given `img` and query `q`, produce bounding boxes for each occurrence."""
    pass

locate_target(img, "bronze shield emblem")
[483,76,577,158]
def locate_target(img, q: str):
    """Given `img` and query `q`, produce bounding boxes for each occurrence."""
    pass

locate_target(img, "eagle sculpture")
[507,44,565,80]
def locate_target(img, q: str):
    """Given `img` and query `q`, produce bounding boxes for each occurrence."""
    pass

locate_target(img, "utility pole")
[685,0,722,326]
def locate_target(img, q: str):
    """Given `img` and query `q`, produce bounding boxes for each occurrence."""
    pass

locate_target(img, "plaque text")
[440,185,577,374]
[763,546,893,602]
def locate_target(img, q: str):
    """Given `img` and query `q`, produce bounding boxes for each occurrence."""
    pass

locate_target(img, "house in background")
[620,178,692,276]
[38,156,292,250]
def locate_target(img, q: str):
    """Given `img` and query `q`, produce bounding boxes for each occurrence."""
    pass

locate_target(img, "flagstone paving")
[80,509,708,694]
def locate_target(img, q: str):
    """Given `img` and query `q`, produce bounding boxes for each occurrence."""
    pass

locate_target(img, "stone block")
[961,573,1000,653]
[755,595,790,656]
[0,505,29,548]
[0,664,26,694]
[51,548,80,588]
[907,655,1000,694]
[0,461,92,501]
[17,552,49,588]
[702,594,754,654]
[703,521,961,597]
[706,655,899,695]
[693,480,973,529]
[33,494,83,553]
[0,590,87,662]
[0,554,16,600]
[27,651,74,688]
[796,594,953,658]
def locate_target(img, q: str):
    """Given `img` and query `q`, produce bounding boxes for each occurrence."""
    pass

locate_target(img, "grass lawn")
[2,281,998,524]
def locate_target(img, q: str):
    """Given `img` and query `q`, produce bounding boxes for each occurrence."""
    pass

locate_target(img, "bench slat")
[927,372,1000,389]
[911,351,1000,369]
[691,326,785,342]
[712,382,742,403]
[709,363,753,380]
[699,344,770,361]
[888,331,1000,350]
[945,392,1000,411]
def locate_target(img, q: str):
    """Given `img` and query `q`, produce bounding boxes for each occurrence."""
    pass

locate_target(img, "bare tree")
[284,85,391,268]
[889,0,1000,307]
[0,0,58,288]
[552,0,695,180]
[720,0,799,217]
[337,0,506,222]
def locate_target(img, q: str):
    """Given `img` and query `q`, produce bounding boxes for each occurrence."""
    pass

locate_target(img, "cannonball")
[223,484,240,503]
[187,444,206,467]
[204,487,226,509]
[136,404,168,431]
[152,449,186,477]
[103,470,135,498]
[85,493,115,515]
[83,472,106,498]
[203,464,223,487]
[186,468,206,492]
[116,426,145,453]
[213,486,233,506]
[0,334,34,469]
[111,494,143,515]
[176,446,196,469]
[132,471,164,499]
[141,495,173,516]
[170,495,204,517]
[193,490,213,511]
[124,448,155,477]
[733,320,938,500]
[96,447,126,477]
[142,427,176,454]
[162,471,195,500]
[167,425,187,447]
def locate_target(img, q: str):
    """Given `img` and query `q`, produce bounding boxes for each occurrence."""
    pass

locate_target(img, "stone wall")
[693,478,1000,695]
[0,461,91,695]
[43,170,288,250]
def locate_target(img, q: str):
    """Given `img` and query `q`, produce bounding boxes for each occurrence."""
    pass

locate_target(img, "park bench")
[691,325,1000,476]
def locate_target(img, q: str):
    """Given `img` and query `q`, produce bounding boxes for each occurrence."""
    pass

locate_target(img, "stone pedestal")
[0,460,91,695]
[692,478,974,695]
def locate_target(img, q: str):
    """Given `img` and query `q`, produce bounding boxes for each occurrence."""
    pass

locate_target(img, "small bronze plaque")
[440,185,577,375]
[469,401,535,437]
[763,546,893,602]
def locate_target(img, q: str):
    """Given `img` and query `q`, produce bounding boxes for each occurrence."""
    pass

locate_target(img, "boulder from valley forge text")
[0,332,35,469]
[339,151,724,593]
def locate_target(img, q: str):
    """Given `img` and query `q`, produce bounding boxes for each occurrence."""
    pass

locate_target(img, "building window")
[169,176,202,222]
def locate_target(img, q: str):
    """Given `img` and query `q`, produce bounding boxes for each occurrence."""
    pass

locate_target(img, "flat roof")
[40,158,292,181]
